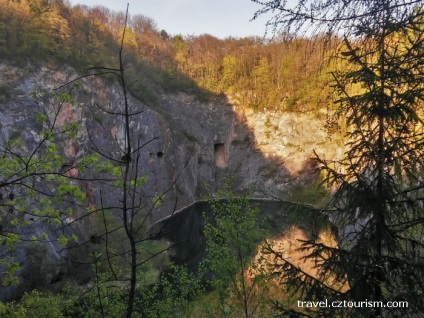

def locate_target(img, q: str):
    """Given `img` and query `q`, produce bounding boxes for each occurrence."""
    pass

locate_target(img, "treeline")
[179,35,337,111]
[0,0,334,111]
[0,0,199,105]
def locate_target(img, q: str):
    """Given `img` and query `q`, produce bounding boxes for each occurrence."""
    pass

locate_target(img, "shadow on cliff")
[0,2,347,311]
[141,73,332,271]
[0,43,330,301]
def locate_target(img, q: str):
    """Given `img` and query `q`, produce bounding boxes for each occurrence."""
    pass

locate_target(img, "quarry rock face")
[0,63,337,218]
[0,63,336,300]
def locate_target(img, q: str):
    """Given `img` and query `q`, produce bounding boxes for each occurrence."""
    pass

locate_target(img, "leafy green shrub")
[203,192,269,317]
[135,264,205,318]
[0,290,64,318]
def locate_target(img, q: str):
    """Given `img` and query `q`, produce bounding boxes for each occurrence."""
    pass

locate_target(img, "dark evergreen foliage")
[253,1,424,317]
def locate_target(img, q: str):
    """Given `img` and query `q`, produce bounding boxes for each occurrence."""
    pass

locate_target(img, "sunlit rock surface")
[0,62,341,300]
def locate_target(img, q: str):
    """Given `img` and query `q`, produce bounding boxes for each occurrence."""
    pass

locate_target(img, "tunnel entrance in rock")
[214,143,227,168]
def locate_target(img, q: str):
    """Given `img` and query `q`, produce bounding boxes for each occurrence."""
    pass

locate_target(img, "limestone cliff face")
[0,63,340,218]
[0,62,340,299]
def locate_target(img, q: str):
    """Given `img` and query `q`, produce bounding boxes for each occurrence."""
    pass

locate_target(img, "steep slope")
[0,61,340,300]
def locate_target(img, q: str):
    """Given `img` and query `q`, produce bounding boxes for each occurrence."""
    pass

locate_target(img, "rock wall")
[0,62,340,299]
[0,61,333,203]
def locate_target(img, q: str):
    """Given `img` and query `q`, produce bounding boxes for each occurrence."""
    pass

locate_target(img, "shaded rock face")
[0,63,323,299]
[0,63,325,204]
[154,93,309,199]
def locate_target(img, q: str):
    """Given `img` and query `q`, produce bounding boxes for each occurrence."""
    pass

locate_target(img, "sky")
[68,0,275,39]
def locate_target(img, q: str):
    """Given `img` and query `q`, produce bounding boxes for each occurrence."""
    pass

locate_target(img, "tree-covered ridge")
[180,35,335,112]
[0,0,196,105]
[0,0,333,112]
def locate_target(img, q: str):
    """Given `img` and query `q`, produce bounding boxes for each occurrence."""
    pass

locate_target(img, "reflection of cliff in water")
[149,199,331,270]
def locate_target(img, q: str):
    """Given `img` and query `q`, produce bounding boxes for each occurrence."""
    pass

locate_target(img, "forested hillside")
[0,0,333,112]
